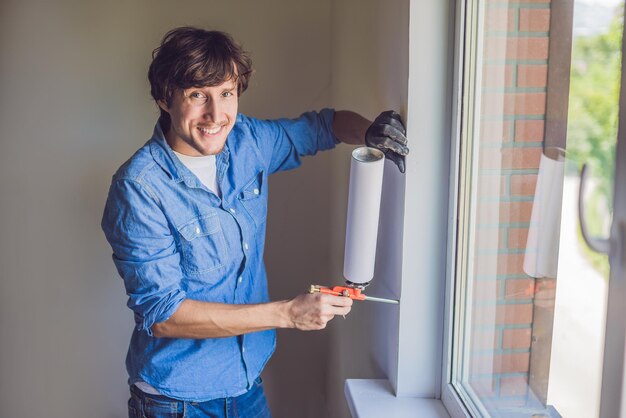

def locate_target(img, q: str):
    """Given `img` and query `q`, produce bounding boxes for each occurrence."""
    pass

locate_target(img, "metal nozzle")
[344,280,369,289]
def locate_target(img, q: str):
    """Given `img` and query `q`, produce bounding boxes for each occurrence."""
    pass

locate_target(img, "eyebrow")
[185,81,237,95]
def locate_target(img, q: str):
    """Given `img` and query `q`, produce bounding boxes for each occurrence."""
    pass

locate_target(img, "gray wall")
[0,1,408,417]
[325,0,410,414]
[268,1,410,415]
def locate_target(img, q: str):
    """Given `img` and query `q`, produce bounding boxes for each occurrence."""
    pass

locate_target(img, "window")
[443,0,626,417]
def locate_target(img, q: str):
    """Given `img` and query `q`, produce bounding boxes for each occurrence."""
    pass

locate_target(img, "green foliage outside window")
[566,8,623,278]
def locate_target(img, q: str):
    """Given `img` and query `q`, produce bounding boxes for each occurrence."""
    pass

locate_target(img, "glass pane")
[452,0,622,417]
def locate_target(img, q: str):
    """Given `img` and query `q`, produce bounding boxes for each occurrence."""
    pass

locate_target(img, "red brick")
[482,92,546,116]
[475,227,503,251]
[506,201,534,223]
[475,253,526,276]
[519,9,550,32]
[507,227,529,248]
[472,303,499,325]
[475,198,500,222]
[469,378,497,397]
[484,37,549,60]
[497,352,530,373]
[471,330,499,350]
[517,64,548,87]
[505,93,546,115]
[485,8,517,32]
[501,147,542,169]
[472,302,533,325]
[483,64,514,87]
[509,37,550,60]
[474,279,501,301]
[470,355,492,375]
[476,200,534,224]
[481,92,509,116]
[535,278,557,302]
[474,254,498,276]
[483,36,507,60]
[484,252,526,277]
[499,304,533,325]
[490,398,528,408]
[500,376,529,397]
[477,174,506,196]
[481,92,505,116]
[471,352,530,374]
[480,120,512,142]
[502,328,532,349]
[515,120,545,142]
[505,278,535,299]
[510,174,538,196]
[478,147,541,170]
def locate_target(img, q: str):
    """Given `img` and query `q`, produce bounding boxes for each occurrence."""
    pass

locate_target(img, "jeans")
[128,377,272,418]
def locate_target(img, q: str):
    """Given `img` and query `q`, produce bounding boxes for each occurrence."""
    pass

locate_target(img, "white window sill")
[344,379,451,418]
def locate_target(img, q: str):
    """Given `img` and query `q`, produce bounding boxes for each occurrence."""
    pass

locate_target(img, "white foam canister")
[343,147,385,285]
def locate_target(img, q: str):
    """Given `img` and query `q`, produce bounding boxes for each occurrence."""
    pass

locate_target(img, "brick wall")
[467,0,552,411]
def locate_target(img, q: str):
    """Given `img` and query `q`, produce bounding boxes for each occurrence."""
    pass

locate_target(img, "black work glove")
[365,110,409,173]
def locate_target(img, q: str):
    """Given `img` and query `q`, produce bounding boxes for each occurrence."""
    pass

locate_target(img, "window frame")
[441,1,626,417]
[440,0,475,415]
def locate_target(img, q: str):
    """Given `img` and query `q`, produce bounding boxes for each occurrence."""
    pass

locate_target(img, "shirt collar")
[149,119,230,186]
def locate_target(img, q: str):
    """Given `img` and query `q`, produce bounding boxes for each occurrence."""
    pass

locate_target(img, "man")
[102,27,408,418]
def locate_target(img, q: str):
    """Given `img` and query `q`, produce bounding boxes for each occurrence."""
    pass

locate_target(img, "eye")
[189,91,207,101]
[222,90,234,98]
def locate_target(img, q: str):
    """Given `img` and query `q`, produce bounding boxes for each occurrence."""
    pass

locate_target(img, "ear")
[157,100,169,113]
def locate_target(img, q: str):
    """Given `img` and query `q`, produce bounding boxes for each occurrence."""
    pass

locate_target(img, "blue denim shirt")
[101,109,337,401]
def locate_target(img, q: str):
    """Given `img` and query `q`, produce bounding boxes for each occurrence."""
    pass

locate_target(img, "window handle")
[578,164,611,255]
[618,221,626,269]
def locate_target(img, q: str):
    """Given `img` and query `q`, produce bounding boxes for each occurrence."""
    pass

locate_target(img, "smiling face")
[159,78,238,156]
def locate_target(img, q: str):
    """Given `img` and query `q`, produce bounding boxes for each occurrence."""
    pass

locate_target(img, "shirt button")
[229,208,236,214]
[195,227,201,234]
[238,276,243,283]
[253,188,260,195]
[242,346,246,353]
[243,243,249,250]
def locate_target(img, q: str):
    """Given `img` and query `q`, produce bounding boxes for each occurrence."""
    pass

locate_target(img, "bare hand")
[287,293,353,330]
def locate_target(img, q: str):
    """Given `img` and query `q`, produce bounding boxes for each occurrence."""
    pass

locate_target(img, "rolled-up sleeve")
[101,178,186,336]
[248,108,339,175]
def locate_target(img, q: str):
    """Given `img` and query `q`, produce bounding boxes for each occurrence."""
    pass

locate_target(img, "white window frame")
[441,0,473,418]
[441,0,480,415]
[395,0,455,397]
[440,1,626,417]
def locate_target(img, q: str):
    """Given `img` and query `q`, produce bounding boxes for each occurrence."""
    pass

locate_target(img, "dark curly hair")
[148,27,253,131]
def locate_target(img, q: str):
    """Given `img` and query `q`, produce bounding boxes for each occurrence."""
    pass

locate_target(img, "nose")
[202,97,221,123]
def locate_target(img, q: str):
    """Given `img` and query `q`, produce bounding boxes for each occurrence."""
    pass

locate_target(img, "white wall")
[325,0,410,415]
[0,1,336,417]
[327,0,453,408]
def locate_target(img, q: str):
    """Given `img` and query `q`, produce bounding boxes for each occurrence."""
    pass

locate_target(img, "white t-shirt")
[173,151,221,197]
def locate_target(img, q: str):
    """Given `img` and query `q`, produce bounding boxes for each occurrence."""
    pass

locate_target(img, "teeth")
[199,126,221,135]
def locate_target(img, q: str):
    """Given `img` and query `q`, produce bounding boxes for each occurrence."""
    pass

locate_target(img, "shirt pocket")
[238,171,267,228]
[176,213,227,275]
